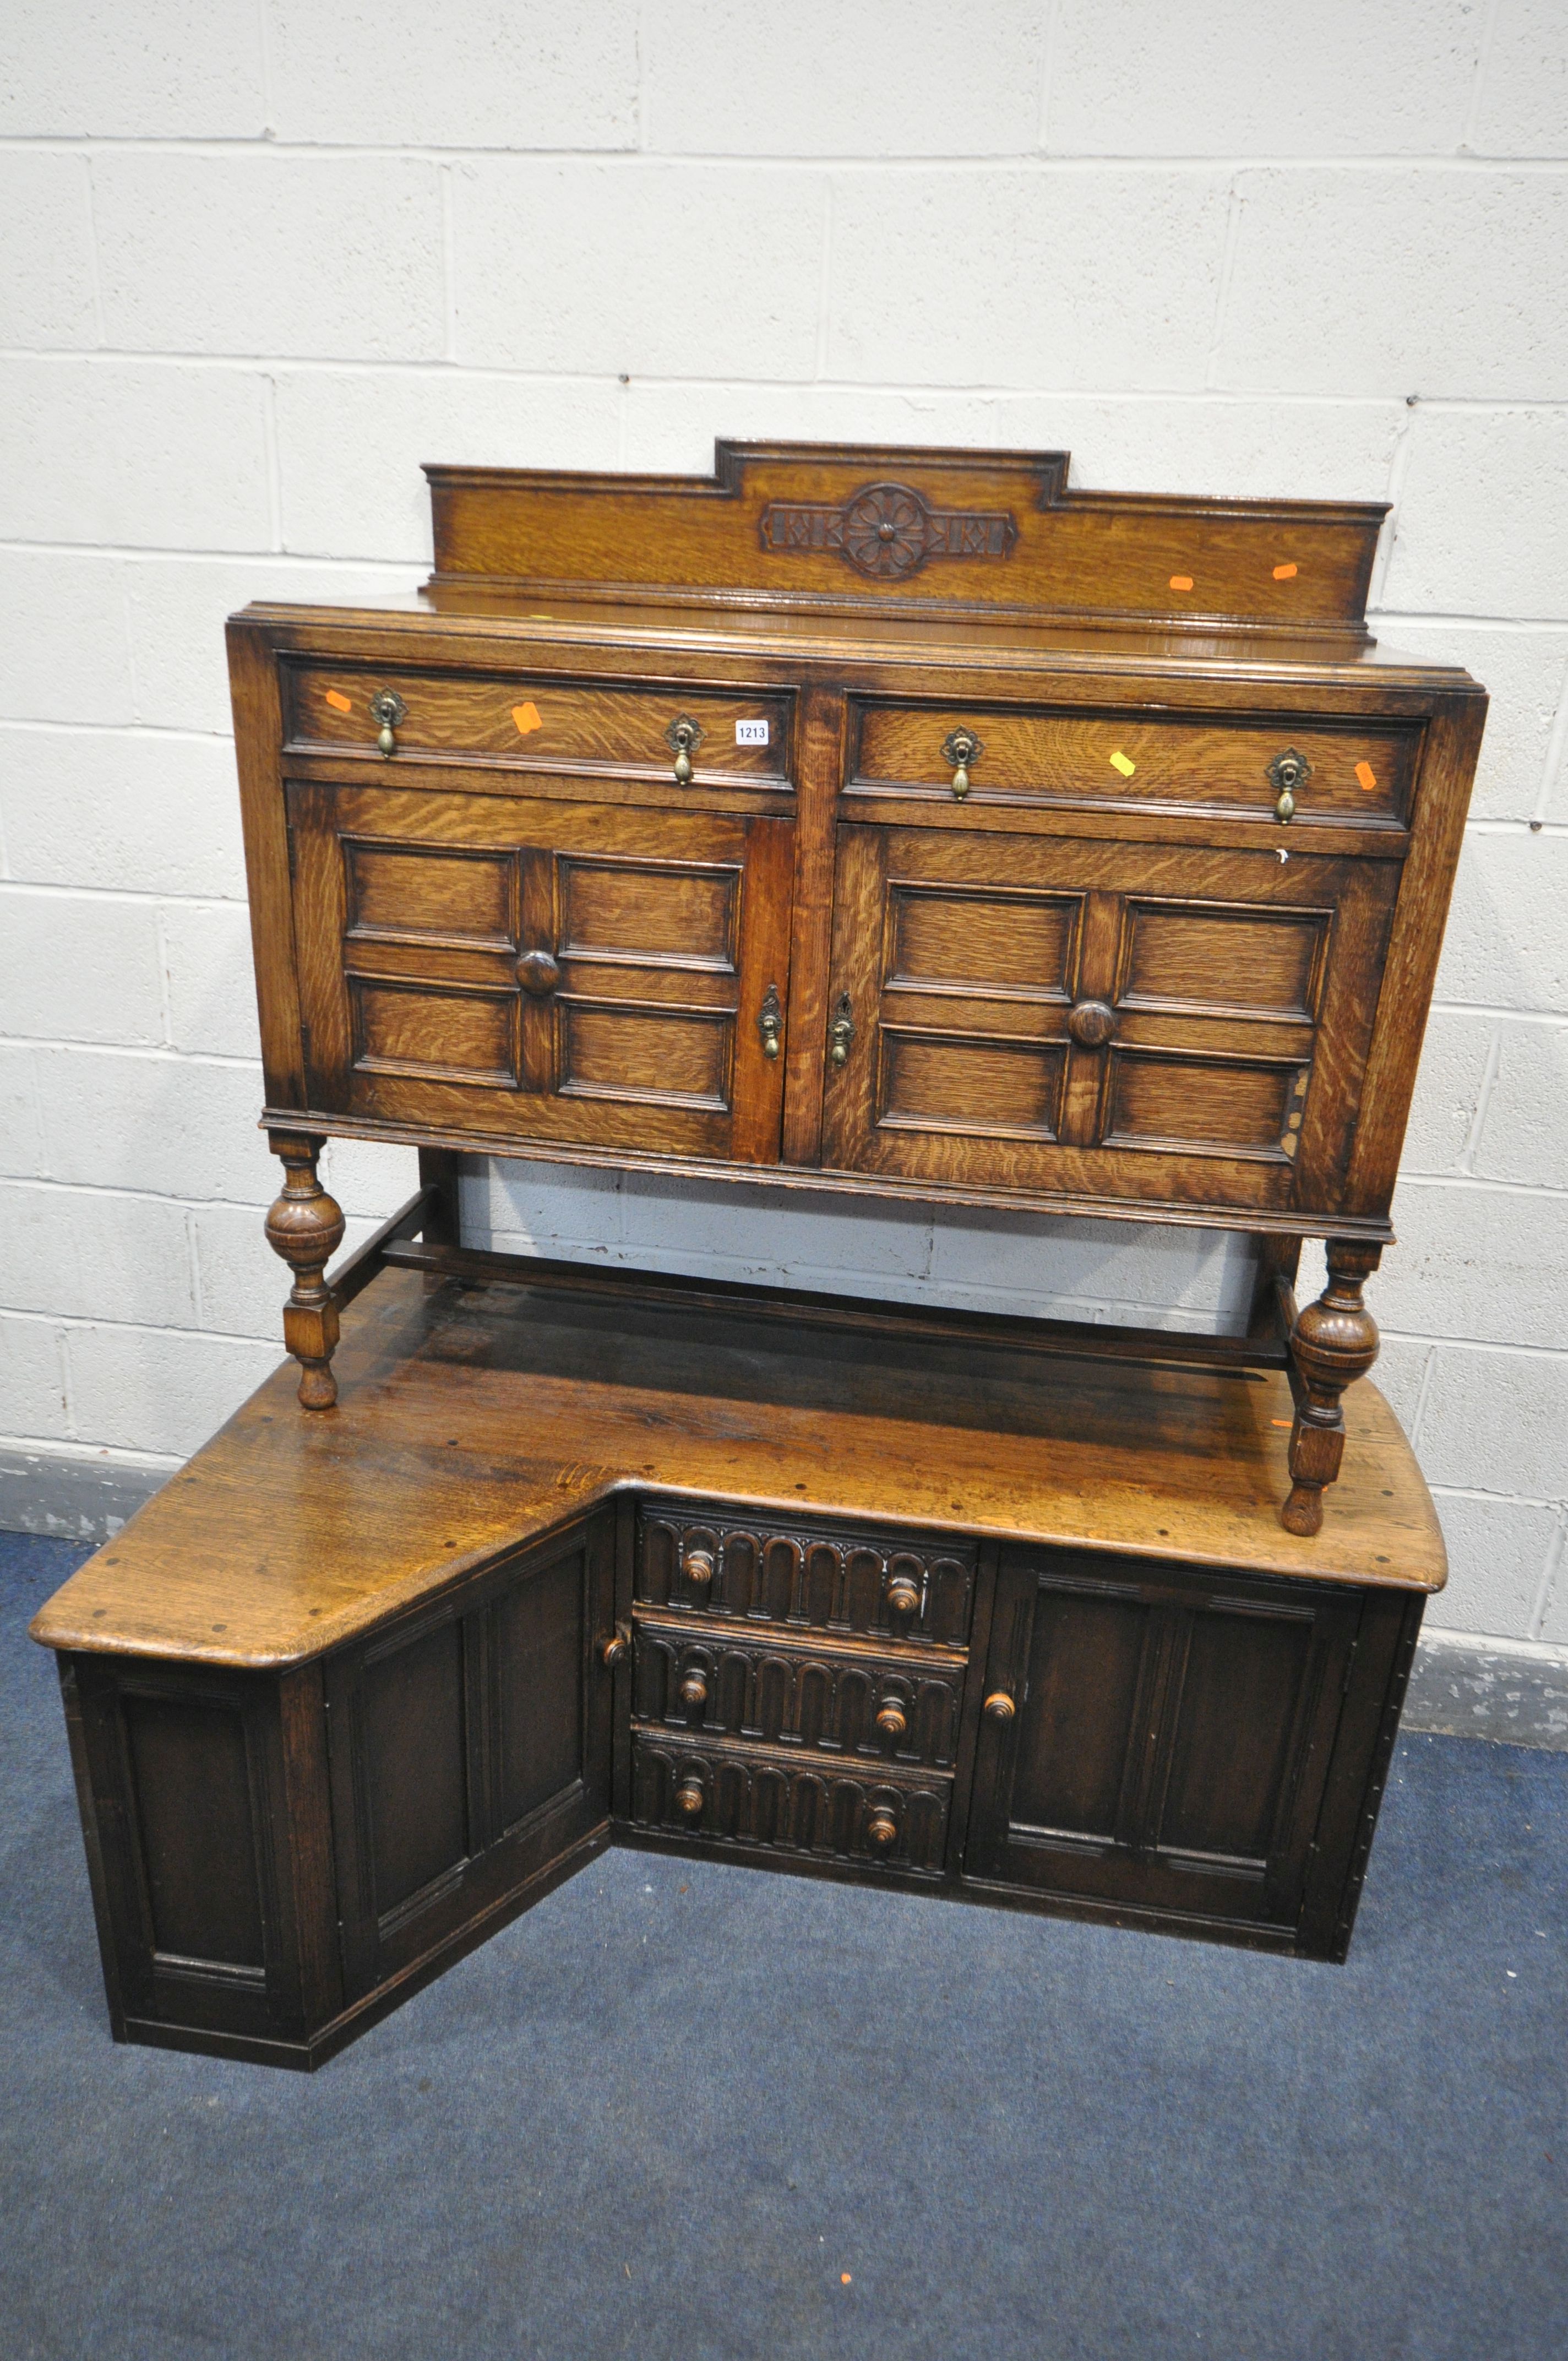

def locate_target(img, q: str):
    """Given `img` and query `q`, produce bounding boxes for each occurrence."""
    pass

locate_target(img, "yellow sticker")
[324,688,352,714]
[512,701,542,736]
[1169,574,1194,591]
[1109,750,1136,777]
[1272,562,1298,581]
[1354,759,1378,792]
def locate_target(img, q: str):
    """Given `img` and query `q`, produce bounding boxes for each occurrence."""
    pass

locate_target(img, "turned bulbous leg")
[265,1131,346,1410]
[1281,1239,1382,1537]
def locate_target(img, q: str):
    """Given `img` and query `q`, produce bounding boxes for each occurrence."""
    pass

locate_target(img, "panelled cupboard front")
[57,1495,1420,2066]
[234,444,1484,1539]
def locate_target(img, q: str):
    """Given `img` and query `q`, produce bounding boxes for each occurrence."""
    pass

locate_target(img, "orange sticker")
[324,688,352,714]
[1169,574,1194,591]
[1109,749,1136,777]
[1272,562,1298,581]
[512,701,542,736]
[1355,760,1378,792]
[1271,1418,1293,1429]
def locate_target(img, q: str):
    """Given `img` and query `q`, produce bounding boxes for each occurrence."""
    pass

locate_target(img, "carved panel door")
[819,824,1399,1215]
[288,781,793,1162]
[962,1549,1359,1929]
[325,1514,616,2003]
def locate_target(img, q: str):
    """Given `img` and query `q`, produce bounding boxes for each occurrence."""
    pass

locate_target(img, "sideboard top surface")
[32,1266,1446,1673]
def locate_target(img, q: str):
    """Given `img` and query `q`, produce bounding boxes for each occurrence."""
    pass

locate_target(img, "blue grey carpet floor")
[3,1531,1565,2361]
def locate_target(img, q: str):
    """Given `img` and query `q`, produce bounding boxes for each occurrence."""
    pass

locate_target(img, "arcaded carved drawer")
[285,666,792,790]
[635,1506,975,1647]
[631,1611,965,1767]
[630,1735,951,1875]
[847,701,1415,830]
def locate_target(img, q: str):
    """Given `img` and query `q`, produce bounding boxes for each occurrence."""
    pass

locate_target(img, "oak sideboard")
[31,443,1479,2065]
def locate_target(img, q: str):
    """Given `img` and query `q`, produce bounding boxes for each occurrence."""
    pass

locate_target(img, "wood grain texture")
[31,1264,1444,1674]
[425,443,1386,640]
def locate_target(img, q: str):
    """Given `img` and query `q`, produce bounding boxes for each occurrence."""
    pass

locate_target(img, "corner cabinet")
[230,440,1485,1537]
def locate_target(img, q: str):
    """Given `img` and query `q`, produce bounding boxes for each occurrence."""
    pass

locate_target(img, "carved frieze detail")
[759,481,1017,580]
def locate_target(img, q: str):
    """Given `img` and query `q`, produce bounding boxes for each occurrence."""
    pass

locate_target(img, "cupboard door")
[326,1514,614,2002]
[288,780,793,1163]
[819,824,1398,1216]
[962,1549,1359,1930]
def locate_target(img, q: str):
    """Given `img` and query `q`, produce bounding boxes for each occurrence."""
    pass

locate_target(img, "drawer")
[285,666,792,790]
[635,1505,975,1647]
[848,701,1416,829]
[630,1734,952,1875]
[631,1611,966,1766]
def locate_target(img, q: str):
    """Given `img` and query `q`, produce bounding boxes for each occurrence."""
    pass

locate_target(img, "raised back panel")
[879,1032,1067,1138]
[1118,904,1327,1020]
[426,442,1386,640]
[886,884,1079,999]
[1103,1051,1303,1161]
[559,1003,730,1108]
[559,857,738,968]
[352,978,519,1088]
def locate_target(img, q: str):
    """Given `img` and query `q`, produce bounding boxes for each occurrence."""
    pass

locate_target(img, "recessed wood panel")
[123,1694,265,1968]
[359,1619,469,1919]
[493,1549,585,1834]
[1104,1052,1295,1158]
[1009,1590,1151,1842]
[352,979,517,1086]
[887,886,1078,997]
[347,842,515,946]
[559,856,739,969]
[559,1003,730,1107]
[1120,903,1326,1019]
[1157,1609,1315,1866]
[879,1031,1065,1137]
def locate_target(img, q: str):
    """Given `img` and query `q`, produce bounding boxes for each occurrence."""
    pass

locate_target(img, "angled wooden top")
[32,1266,1445,1673]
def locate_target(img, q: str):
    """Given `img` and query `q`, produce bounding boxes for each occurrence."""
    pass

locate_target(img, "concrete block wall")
[1,3,1565,1658]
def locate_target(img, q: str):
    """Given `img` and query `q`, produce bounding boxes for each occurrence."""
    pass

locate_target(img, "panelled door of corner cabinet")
[287,781,793,1162]
[324,1514,614,2003]
[819,825,1400,1215]
[963,1550,1360,1930]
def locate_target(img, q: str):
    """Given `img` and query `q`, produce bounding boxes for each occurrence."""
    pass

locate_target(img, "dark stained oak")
[32,1265,1440,2065]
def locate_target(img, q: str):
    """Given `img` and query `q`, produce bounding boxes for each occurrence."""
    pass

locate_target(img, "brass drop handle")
[758,983,782,1060]
[942,726,983,799]
[681,1547,715,1589]
[665,714,704,786]
[369,689,406,759]
[600,1623,631,1671]
[885,1572,921,1620]
[984,1691,1016,1723]
[516,949,562,997]
[1067,998,1116,1048]
[1268,747,1312,824]
[674,1771,706,1818]
[875,1695,908,1742]
[679,1669,709,1711]
[828,993,854,1070]
[866,1805,899,1849]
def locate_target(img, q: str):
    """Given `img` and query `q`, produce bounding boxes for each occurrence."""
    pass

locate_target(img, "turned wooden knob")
[875,1696,908,1741]
[1067,998,1117,1048]
[600,1626,629,1670]
[516,949,561,997]
[865,1806,899,1849]
[681,1547,715,1588]
[674,1773,705,1818]
[984,1691,1016,1722]
[885,1573,921,1619]
[679,1670,708,1711]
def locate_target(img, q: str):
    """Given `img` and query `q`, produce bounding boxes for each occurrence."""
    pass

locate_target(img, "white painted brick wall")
[0,3,1563,1649]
